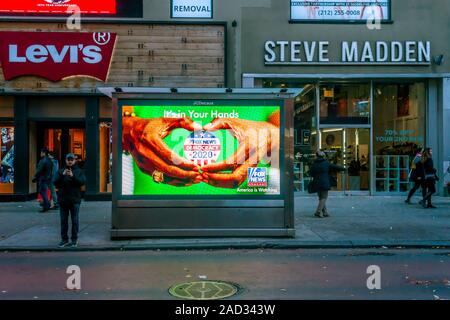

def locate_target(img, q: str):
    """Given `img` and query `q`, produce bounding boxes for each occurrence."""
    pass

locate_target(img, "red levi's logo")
[0,31,117,82]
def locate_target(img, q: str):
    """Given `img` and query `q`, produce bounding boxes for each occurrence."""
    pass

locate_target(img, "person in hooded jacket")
[53,153,86,248]
[310,150,346,218]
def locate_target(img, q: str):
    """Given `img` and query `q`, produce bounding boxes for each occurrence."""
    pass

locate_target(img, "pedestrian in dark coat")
[48,152,59,210]
[419,148,438,209]
[32,148,54,212]
[310,150,345,218]
[405,149,425,204]
[53,153,86,248]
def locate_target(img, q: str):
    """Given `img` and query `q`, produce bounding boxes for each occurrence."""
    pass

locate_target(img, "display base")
[111,204,294,239]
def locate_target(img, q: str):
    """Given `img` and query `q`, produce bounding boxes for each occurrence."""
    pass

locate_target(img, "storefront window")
[43,128,86,169]
[0,124,14,194]
[293,85,317,192]
[0,97,14,117]
[320,128,370,192]
[99,122,113,193]
[69,129,86,168]
[373,82,426,193]
[320,84,370,125]
[261,80,318,192]
[44,129,62,163]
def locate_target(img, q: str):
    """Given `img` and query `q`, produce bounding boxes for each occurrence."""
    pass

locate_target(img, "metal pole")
[370,80,375,195]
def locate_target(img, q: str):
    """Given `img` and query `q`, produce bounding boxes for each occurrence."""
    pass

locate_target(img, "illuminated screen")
[120,101,282,196]
[0,0,117,15]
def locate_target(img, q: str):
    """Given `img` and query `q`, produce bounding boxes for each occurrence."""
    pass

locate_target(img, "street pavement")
[0,249,448,300]
[0,195,449,250]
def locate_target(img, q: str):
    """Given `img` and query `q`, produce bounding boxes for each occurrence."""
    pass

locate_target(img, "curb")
[1,240,450,252]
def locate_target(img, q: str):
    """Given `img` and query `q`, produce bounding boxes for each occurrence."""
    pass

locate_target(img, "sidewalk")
[0,196,449,251]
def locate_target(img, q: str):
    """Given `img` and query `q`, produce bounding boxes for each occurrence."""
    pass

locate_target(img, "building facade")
[0,0,449,200]
[0,1,226,201]
[239,0,450,196]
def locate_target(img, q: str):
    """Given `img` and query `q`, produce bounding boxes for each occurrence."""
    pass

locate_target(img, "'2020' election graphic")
[184,131,221,166]
[121,103,281,196]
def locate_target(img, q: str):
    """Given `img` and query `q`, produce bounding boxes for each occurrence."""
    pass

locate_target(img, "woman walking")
[419,148,438,209]
[310,150,345,218]
[405,148,425,204]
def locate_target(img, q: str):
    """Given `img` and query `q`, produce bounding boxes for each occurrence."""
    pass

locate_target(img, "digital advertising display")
[120,101,282,197]
[0,0,117,15]
[291,0,391,22]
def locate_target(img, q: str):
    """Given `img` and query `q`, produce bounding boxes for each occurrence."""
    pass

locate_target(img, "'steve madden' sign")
[0,31,117,82]
[0,0,117,15]
[264,40,431,66]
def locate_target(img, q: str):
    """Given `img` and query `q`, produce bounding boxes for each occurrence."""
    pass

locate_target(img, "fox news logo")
[247,167,267,187]
[184,131,221,166]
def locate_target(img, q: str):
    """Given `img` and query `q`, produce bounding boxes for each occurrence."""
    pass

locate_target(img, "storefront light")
[322,128,343,133]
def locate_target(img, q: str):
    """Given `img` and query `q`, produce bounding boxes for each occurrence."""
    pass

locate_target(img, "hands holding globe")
[122,110,280,188]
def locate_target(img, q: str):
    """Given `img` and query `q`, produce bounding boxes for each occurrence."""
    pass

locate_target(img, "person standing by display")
[419,148,438,209]
[54,153,86,248]
[405,148,424,204]
[32,148,54,212]
[310,150,346,218]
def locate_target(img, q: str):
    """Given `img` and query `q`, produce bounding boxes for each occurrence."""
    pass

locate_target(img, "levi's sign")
[0,31,117,82]
[264,40,431,66]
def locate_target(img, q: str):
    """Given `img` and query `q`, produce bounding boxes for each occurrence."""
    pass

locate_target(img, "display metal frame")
[110,89,298,238]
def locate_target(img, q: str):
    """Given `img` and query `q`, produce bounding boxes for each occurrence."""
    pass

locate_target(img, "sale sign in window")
[0,0,117,15]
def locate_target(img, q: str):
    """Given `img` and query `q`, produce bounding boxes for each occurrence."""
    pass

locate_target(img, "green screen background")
[123,105,280,195]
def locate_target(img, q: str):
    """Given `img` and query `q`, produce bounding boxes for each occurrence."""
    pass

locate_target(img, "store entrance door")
[320,128,370,195]
[37,122,86,170]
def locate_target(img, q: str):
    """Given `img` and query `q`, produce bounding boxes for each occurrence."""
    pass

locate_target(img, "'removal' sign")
[0,31,117,82]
